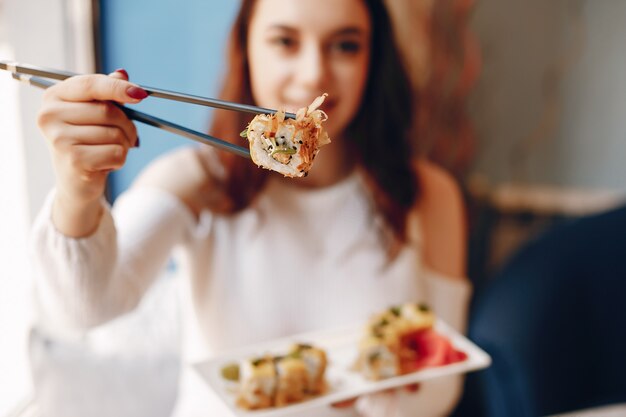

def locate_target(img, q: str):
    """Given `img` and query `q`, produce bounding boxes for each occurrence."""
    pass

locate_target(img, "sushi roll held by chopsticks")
[242,94,331,178]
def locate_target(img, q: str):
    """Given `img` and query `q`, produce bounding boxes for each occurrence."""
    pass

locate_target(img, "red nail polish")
[126,86,148,100]
[135,136,141,148]
[114,68,129,79]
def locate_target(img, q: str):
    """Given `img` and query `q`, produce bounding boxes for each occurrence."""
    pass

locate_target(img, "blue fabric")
[454,205,626,417]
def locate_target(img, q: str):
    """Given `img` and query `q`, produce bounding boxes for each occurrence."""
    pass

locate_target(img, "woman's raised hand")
[37,70,147,237]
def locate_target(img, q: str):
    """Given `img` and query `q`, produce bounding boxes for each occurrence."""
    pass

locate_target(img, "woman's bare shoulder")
[414,159,463,210]
[133,147,219,218]
[413,159,467,279]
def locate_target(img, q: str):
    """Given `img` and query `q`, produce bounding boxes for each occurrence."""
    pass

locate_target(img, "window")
[0,0,95,413]
[0,16,33,417]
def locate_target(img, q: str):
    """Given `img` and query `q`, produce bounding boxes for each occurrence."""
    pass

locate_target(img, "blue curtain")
[99,0,239,200]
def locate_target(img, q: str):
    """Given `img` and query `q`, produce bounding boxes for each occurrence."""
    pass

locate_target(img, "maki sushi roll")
[357,335,400,380]
[354,303,437,380]
[236,356,277,410]
[289,343,328,395]
[274,355,309,407]
[242,94,331,177]
[228,342,329,410]
[391,303,436,338]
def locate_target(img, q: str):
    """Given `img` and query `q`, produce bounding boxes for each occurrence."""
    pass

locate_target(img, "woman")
[33,0,471,415]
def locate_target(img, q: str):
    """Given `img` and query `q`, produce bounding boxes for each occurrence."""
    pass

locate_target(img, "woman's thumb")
[108,68,129,81]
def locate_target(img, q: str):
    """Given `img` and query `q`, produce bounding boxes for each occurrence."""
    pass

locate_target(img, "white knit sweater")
[31,169,471,417]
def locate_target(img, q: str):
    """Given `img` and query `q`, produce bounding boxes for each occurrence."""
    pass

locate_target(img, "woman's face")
[247,0,372,141]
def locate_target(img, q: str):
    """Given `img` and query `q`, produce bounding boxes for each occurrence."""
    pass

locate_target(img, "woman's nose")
[295,44,327,90]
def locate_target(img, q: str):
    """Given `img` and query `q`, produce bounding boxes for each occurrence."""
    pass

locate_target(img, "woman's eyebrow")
[332,27,367,37]
[267,24,297,33]
[266,25,367,37]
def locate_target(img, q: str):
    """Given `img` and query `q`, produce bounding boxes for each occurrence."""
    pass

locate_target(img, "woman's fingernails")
[126,86,148,100]
[405,383,420,393]
[135,136,141,148]
[114,68,129,79]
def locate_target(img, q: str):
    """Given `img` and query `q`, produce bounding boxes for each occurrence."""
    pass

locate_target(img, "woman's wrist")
[52,190,104,238]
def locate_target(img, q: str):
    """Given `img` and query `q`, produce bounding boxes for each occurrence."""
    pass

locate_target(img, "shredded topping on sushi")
[243,94,331,178]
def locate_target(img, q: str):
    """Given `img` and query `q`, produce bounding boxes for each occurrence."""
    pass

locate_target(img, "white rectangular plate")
[193,320,491,417]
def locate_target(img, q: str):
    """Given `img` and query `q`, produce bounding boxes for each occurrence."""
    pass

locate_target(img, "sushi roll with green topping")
[243,94,331,178]
[355,302,436,380]
[230,343,329,410]
[288,343,328,394]
[356,335,401,380]
[236,356,277,409]
[274,355,309,407]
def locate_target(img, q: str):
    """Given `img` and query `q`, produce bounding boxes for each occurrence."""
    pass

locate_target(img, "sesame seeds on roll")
[243,94,331,178]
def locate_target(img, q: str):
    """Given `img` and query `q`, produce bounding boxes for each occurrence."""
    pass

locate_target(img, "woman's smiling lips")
[321,99,337,113]
[284,98,337,114]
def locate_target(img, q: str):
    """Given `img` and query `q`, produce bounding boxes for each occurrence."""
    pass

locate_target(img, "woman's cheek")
[252,64,292,108]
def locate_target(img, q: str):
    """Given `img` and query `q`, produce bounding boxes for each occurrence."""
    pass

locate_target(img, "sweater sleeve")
[355,273,472,417]
[31,187,197,336]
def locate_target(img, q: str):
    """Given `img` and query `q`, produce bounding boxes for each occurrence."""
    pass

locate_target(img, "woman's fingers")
[330,383,420,410]
[44,73,148,104]
[51,124,134,149]
[330,397,358,408]
[380,384,421,395]
[108,68,129,81]
[105,70,139,146]
[405,383,420,393]
[44,101,138,147]
[67,143,128,172]
[36,71,143,208]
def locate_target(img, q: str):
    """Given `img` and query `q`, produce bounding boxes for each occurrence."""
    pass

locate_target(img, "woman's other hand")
[37,70,146,237]
[330,384,420,409]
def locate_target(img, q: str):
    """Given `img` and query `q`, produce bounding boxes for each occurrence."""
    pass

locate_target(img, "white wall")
[470,0,626,192]
[555,1,626,189]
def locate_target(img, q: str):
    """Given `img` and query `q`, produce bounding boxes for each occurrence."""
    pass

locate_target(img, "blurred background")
[1,0,625,416]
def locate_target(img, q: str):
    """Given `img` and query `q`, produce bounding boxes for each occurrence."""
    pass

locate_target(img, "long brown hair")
[208,0,419,249]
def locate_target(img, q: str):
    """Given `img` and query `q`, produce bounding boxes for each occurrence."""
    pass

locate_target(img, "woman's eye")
[270,36,297,49]
[332,40,362,54]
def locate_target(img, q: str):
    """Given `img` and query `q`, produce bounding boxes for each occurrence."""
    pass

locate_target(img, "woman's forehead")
[251,0,371,34]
